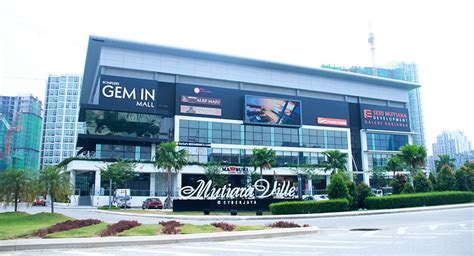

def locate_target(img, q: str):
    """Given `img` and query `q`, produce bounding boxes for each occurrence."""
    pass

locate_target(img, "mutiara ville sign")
[180,179,297,199]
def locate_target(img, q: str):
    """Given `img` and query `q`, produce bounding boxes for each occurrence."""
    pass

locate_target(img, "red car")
[33,196,46,206]
[142,198,163,209]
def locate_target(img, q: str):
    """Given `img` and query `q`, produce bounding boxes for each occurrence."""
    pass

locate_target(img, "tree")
[38,166,72,213]
[0,169,36,212]
[401,183,415,194]
[413,172,432,193]
[100,161,137,208]
[434,154,455,173]
[355,183,373,209]
[250,148,276,180]
[322,150,348,174]
[154,142,187,209]
[398,144,427,180]
[327,173,349,199]
[204,162,228,188]
[385,155,405,177]
[371,167,388,189]
[391,173,408,194]
[436,165,457,191]
[455,162,474,191]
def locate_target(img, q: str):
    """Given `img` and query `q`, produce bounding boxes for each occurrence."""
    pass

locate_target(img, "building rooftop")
[82,36,420,102]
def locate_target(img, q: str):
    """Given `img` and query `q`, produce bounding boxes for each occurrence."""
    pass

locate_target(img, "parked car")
[303,194,329,201]
[33,196,46,206]
[115,196,131,208]
[142,198,163,209]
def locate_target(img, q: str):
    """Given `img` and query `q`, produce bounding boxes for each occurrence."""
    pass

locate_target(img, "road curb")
[94,203,474,221]
[0,227,320,252]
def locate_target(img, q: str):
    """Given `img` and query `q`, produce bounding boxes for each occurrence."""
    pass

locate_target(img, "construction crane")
[368,22,377,76]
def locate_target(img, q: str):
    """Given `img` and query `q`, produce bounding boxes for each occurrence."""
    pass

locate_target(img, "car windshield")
[149,198,160,202]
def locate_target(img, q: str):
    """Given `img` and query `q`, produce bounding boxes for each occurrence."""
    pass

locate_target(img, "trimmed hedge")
[365,191,474,210]
[269,199,349,215]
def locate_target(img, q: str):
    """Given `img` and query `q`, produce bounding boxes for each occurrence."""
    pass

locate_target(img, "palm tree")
[322,150,348,174]
[38,166,72,213]
[100,161,137,209]
[434,154,455,173]
[398,144,427,180]
[385,155,405,177]
[154,141,187,209]
[0,169,35,212]
[250,148,276,180]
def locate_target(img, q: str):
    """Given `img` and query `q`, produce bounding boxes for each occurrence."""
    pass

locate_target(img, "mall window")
[274,127,299,147]
[367,133,409,151]
[179,120,209,143]
[368,153,394,170]
[302,129,325,148]
[180,146,208,163]
[99,144,146,160]
[245,125,271,146]
[302,152,326,165]
[275,151,299,166]
[210,148,241,164]
[212,122,241,144]
[326,130,348,149]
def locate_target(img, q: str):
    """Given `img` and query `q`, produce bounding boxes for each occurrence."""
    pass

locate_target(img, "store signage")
[222,166,249,174]
[360,104,410,132]
[180,179,296,199]
[98,75,175,114]
[180,105,222,116]
[181,95,221,106]
[317,117,348,127]
[177,142,211,147]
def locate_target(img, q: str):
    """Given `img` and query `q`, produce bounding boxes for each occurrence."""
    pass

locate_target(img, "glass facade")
[178,119,349,166]
[179,120,348,149]
[96,144,151,161]
[367,133,408,151]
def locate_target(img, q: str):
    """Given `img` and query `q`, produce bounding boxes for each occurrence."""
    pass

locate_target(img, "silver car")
[115,196,131,208]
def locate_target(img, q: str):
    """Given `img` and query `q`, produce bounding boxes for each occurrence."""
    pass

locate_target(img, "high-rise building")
[0,95,43,171]
[321,62,426,147]
[432,130,472,161]
[40,74,82,168]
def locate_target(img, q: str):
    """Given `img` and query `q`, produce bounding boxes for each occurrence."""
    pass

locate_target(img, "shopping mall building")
[66,36,419,207]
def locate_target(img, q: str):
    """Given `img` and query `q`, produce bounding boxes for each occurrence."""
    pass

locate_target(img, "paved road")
[2,207,473,255]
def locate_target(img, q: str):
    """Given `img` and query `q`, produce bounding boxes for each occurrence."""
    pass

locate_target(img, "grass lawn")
[119,224,162,236]
[235,225,266,231]
[0,212,71,240]
[44,223,108,238]
[180,224,219,234]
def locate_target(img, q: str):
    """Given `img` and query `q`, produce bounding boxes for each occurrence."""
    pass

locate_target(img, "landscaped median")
[0,212,311,240]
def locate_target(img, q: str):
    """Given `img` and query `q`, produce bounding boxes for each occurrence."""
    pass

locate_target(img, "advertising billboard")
[98,75,175,115]
[244,95,302,127]
[360,104,410,132]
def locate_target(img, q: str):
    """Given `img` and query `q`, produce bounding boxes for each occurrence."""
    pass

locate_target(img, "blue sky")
[0,0,472,154]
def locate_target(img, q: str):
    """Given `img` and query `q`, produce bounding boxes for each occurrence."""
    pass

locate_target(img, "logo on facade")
[363,109,373,119]
[317,117,348,126]
[179,179,296,199]
[101,79,156,109]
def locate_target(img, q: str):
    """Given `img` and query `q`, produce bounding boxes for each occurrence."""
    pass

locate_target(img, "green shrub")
[365,191,474,210]
[269,199,349,215]
[401,183,415,194]
[413,172,432,192]
[97,205,120,210]
[456,167,474,191]
[346,181,357,210]
[429,172,438,190]
[355,183,373,209]
[437,166,457,191]
[327,173,349,199]
[391,174,407,194]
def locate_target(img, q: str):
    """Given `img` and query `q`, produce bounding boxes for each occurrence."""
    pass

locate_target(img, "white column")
[176,173,182,197]
[69,170,76,194]
[326,175,331,186]
[94,170,101,196]
[151,144,156,160]
[360,130,371,186]
[307,179,313,195]
[150,173,156,196]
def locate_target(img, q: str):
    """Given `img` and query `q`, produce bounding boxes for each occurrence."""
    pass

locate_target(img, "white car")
[115,196,131,208]
[303,195,329,201]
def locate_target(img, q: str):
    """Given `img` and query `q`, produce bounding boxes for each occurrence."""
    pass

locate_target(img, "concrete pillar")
[360,130,371,186]
[326,175,331,186]
[307,179,313,195]
[151,144,156,161]
[69,170,76,195]
[150,173,156,196]
[94,170,101,196]
[176,173,182,197]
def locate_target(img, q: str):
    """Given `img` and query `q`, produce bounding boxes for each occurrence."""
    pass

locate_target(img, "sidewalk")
[0,226,321,252]
[95,203,474,221]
